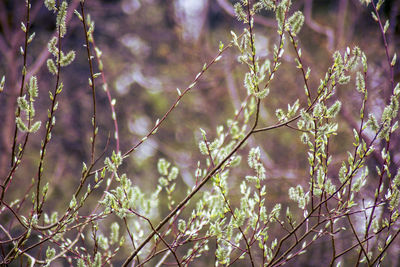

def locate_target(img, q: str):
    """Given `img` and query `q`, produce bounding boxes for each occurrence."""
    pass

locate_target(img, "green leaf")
[110,222,120,244]
[276,4,285,29]
[29,121,42,133]
[178,219,186,232]
[16,117,28,132]
[93,252,102,267]
[17,96,29,111]
[254,88,270,99]
[56,1,68,37]
[288,11,304,35]
[327,100,341,118]
[199,141,208,155]
[60,50,76,66]
[47,59,57,75]
[46,247,56,260]
[69,195,77,209]
[157,158,170,176]
[391,53,397,67]
[383,20,389,33]
[356,72,365,93]
[234,3,246,22]
[44,0,56,12]
[0,76,5,92]
[28,76,39,98]
[219,41,224,52]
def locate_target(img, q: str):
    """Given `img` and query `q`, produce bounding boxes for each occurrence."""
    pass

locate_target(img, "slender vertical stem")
[80,2,97,164]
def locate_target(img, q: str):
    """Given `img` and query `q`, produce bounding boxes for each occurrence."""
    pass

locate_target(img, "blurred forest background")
[0,0,399,265]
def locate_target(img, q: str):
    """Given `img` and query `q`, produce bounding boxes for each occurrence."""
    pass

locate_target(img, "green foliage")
[1,0,399,266]
[56,1,68,37]
[288,11,304,36]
